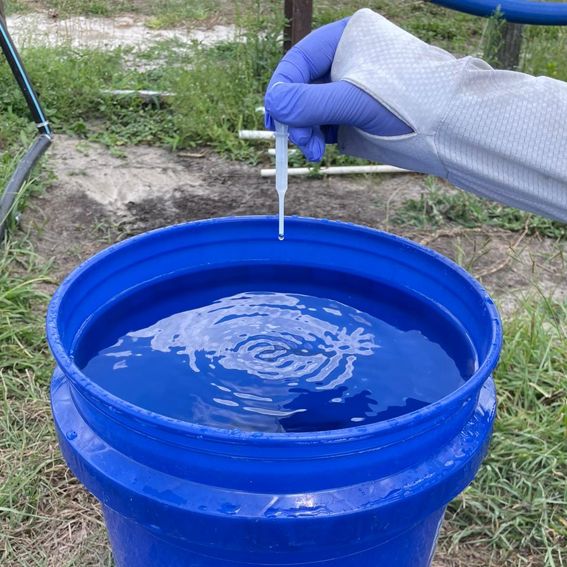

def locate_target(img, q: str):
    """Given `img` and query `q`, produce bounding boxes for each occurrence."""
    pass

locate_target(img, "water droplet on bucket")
[219,503,240,515]
[66,430,77,441]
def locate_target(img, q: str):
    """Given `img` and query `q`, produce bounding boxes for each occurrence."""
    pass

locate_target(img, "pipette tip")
[274,120,288,243]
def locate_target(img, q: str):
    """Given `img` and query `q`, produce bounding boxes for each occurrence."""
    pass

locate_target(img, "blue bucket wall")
[47,216,502,567]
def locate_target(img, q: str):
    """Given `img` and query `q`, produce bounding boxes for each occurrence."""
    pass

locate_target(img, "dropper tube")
[274,120,288,240]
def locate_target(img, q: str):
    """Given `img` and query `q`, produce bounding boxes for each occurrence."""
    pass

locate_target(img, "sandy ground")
[6,12,237,50]
[24,135,567,315]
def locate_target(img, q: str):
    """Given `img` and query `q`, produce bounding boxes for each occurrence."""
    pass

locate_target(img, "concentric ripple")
[80,291,468,432]
[132,292,377,389]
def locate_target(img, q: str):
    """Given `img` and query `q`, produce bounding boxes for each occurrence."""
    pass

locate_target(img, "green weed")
[522,24,567,81]
[172,3,284,160]
[6,0,223,23]
[395,178,567,240]
[0,2,287,158]
[145,0,218,29]
[5,0,132,17]
[447,298,567,564]
[0,111,47,232]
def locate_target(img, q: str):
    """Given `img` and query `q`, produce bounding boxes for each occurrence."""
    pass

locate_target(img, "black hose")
[0,134,51,239]
[0,14,52,239]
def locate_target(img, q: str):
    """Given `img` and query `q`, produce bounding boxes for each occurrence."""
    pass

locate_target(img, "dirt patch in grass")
[6,12,237,49]
[406,225,567,315]
[22,135,426,281]
[24,135,567,312]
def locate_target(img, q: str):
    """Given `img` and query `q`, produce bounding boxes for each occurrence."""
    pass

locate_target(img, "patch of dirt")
[22,135,425,279]
[6,12,237,50]
[24,135,567,317]
[405,225,567,315]
[433,540,542,567]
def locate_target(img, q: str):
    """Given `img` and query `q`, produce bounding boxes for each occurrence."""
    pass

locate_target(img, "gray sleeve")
[331,9,567,223]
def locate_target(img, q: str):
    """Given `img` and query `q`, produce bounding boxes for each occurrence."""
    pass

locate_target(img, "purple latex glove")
[264,18,412,162]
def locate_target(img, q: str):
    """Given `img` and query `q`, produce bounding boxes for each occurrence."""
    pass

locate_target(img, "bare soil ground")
[24,135,567,313]
[6,12,237,50]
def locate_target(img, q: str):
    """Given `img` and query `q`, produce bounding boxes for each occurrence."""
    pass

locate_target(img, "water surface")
[77,278,475,433]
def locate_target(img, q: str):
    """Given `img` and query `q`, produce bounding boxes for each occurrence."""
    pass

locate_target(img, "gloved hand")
[264,18,412,162]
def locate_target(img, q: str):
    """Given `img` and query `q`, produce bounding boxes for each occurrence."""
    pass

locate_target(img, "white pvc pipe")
[261,165,411,177]
[239,130,274,140]
[101,89,174,100]
[267,148,298,156]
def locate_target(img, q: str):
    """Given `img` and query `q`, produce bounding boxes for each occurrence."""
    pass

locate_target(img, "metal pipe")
[0,134,52,239]
[0,16,51,136]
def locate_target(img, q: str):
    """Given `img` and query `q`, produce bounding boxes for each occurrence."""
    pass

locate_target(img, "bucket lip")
[46,215,502,445]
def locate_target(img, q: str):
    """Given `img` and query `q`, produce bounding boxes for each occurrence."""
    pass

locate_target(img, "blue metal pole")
[431,0,567,25]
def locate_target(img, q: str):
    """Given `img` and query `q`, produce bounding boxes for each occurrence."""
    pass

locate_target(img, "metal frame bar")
[0,13,52,239]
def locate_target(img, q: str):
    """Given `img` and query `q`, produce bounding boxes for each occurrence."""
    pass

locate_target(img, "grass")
[5,0,235,26]
[172,5,284,159]
[446,297,567,566]
[0,1,286,160]
[144,0,222,29]
[0,113,47,231]
[395,178,567,241]
[0,237,112,566]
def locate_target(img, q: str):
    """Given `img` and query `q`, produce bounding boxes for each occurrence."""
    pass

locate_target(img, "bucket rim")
[46,215,502,444]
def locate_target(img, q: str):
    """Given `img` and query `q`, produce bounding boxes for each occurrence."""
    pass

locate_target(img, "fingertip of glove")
[264,88,282,128]
[303,136,325,163]
[289,127,312,148]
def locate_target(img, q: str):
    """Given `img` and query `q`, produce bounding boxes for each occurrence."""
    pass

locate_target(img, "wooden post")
[0,0,5,22]
[483,16,524,70]
[284,0,313,53]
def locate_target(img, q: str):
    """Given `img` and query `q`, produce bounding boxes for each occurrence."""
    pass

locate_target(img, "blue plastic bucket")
[47,216,502,567]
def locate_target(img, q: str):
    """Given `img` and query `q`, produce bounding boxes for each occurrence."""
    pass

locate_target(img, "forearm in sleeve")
[331,9,567,223]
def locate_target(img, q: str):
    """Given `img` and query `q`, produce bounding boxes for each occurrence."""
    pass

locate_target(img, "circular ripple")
[82,290,469,431]
[130,292,378,396]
